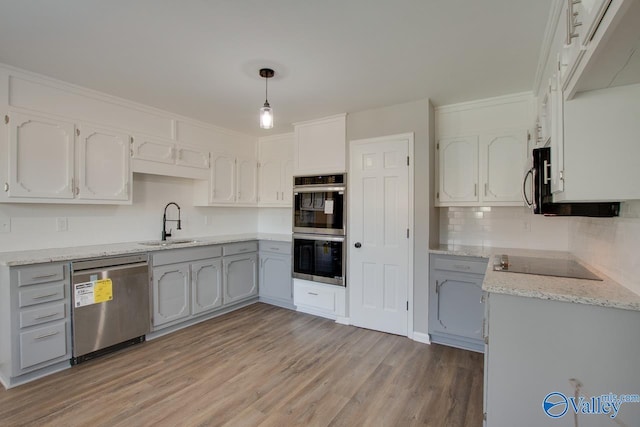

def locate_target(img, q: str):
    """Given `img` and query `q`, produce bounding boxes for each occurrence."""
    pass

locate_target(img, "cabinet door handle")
[35,331,59,340]
[435,280,439,294]
[474,184,477,197]
[308,292,318,296]
[484,183,487,197]
[33,292,60,300]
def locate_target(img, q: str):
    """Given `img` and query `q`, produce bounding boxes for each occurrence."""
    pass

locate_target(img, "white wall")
[569,200,640,296]
[346,98,435,335]
[0,173,259,252]
[439,206,570,250]
[257,208,292,235]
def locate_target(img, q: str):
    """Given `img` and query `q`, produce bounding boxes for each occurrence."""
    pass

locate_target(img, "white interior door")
[349,135,411,336]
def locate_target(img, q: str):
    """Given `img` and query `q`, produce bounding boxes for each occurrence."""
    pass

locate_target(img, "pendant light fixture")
[259,68,275,129]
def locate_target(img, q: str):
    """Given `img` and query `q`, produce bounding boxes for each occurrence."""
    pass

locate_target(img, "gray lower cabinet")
[152,263,190,327]
[191,258,223,315]
[258,240,293,309]
[0,262,72,388]
[223,253,258,304]
[152,242,257,331]
[428,254,487,352]
[485,293,640,425]
[152,245,224,330]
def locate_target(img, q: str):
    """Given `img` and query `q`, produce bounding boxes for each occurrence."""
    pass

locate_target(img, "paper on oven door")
[324,199,334,214]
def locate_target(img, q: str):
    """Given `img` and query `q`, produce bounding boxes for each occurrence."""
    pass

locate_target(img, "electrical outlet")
[56,217,68,232]
[0,217,10,233]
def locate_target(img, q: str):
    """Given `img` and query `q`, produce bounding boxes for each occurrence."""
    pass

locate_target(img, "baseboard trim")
[335,316,350,325]
[412,332,431,344]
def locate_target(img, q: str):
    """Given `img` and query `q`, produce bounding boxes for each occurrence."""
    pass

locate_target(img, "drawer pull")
[453,264,471,270]
[31,273,58,280]
[33,292,60,300]
[269,247,280,251]
[239,248,248,252]
[308,292,318,296]
[35,331,60,340]
[35,312,60,320]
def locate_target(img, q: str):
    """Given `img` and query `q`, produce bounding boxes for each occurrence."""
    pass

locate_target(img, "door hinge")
[483,413,487,421]
[527,131,531,141]
[436,142,439,150]
[130,136,134,144]
[406,228,409,238]
[436,192,439,199]
[435,280,439,294]
[76,128,80,137]
[406,301,409,311]
[4,115,8,124]
[406,156,410,166]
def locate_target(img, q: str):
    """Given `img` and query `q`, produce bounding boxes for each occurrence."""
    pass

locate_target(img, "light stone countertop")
[0,233,292,266]
[430,245,640,312]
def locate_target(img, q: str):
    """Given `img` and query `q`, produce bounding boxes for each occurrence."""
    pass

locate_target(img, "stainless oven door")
[292,186,346,235]
[293,234,345,286]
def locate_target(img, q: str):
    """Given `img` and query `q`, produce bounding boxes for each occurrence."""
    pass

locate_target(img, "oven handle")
[293,233,345,243]
[293,186,346,193]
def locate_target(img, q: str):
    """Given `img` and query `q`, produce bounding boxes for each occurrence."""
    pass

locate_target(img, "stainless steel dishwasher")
[71,254,150,364]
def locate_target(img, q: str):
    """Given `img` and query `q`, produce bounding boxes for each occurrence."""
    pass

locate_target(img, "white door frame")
[348,132,415,338]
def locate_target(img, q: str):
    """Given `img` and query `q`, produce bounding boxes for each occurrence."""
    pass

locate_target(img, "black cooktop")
[493,255,602,281]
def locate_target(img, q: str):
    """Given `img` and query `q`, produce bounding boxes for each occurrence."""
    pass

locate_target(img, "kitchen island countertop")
[0,233,292,266]
[430,245,640,312]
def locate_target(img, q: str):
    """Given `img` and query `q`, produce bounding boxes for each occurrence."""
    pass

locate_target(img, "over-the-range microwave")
[523,147,620,217]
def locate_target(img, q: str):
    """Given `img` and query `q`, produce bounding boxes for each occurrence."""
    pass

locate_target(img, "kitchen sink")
[138,239,200,247]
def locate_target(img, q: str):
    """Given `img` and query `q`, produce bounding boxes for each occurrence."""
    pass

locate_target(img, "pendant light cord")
[265,76,269,103]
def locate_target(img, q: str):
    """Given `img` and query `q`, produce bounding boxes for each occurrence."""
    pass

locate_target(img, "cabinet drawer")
[223,241,258,256]
[259,240,292,255]
[20,303,67,328]
[432,256,487,275]
[152,245,222,266]
[19,322,68,370]
[17,264,65,286]
[294,283,336,313]
[19,283,66,308]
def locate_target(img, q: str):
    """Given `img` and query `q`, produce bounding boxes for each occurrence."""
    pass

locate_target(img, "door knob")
[354,242,362,248]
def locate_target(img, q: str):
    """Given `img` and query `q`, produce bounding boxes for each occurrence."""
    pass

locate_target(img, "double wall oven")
[292,174,346,286]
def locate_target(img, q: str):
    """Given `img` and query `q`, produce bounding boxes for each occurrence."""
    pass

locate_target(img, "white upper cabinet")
[7,111,75,199]
[557,0,639,98]
[258,133,294,207]
[437,136,478,204]
[76,124,130,201]
[197,153,258,206]
[437,130,527,206]
[131,135,174,165]
[534,0,640,202]
[4,110,132,204]
[480,130,527,203]
[294,114,346,175]
[236,157,258,205]
[435,93,532,207]
[210,153,236,204]
[131,134,209,180]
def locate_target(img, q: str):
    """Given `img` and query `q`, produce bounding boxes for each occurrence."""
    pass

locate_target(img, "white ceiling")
[0,0,553,136]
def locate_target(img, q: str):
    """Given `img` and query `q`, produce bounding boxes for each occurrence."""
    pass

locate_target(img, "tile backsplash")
[569,201,640,296]
[439,206,570,250]
[439,202,640,297]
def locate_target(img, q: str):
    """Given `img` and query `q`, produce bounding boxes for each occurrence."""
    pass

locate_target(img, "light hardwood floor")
[0,303,483,426]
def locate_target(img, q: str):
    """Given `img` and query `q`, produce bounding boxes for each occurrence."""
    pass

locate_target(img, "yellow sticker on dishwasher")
[94,278,113,303]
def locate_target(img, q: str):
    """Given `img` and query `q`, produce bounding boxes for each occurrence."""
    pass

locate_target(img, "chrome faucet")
[162,202,181,241]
